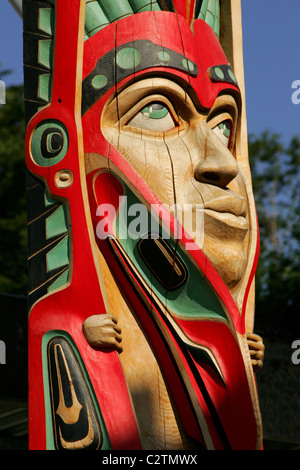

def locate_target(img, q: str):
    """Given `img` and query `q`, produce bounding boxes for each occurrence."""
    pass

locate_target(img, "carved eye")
[212,119,231,148]
[41,128,64,159]
[30,120,69,167]
[127,102,177,132]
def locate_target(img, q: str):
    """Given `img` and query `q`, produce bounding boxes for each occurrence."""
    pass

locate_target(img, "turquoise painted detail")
[199,0,208,20]
[38,7,54,35]
[182,58,195,73]
[157,50,171,63]
[38,40,53,70]
[48,268,69,292]
[92,74,108,89]
[228,68,237,83]
[46,204,68,240]
[38,74,51,101]
[44,190,57,207]
[99,0,134,22]
[116,47,142,70]
[140,103,169,120]
[41,331,112,450]
[46,235,69,272]
[44,188,70,292]
[84,0,162,40]
[36,4,54,107]
[214,66,224,80]
[218,121,231,138]
[198,0,220,38]
[85,1,109,37]
[31,120,69,167]
[115,183,228,322]
[128,0,160,11]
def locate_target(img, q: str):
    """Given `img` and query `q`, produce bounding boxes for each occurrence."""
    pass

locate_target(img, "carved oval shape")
[30,120,69,167]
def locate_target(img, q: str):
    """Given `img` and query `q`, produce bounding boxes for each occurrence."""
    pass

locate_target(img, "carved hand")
[82,314,123,353]
[246,333,265,372]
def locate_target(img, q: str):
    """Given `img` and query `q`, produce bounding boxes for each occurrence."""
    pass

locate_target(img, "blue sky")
[1,1,300,144]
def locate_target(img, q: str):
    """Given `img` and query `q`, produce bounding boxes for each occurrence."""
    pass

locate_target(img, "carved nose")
[194,125,239,188]
[195,166,238,188]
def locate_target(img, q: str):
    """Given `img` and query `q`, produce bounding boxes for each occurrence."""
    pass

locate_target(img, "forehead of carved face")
[82,12,240,115]
[82,12,251,293]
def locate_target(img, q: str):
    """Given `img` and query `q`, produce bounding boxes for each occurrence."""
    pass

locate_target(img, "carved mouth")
[204,194,246,217]
[204,209,249,230]
[204,194,249,230]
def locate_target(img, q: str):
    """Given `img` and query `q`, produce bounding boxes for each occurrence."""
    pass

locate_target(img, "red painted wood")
[88,168,259,449]
[26,0,141,450]
[26,4,260,450]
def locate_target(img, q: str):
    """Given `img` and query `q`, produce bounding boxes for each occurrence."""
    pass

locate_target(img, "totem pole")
[23,0,264,450]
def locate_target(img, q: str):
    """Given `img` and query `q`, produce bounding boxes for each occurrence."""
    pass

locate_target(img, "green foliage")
[0,84,27,294]
[249,132,300,341]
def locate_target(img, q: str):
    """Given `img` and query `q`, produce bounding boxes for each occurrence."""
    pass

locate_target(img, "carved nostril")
[195,168,237,188]
[201,172,220,183]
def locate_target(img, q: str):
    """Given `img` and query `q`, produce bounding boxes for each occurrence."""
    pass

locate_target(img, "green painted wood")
[46,205,68,240]
[197,0,220,38]
[99,0,134,22]
[141,103,169,119]
[44,190,57,208]
[85,0,109,37]
[46,235,69,272]
[116,47,142,70]
[38,39,53,69]
[115,182,228,322]
[92,74,108,89]
[47,269,69,292]
[205,10,215,30]
[38,74,51,102]
[207,0,216,16]
[38,7,54,35]
[214,0,220,37]
[198,0,208,20]
[128,0,161,12]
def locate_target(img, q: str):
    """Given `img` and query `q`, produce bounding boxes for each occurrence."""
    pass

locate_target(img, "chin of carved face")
[101,78,250,292]
[201,174,250,288]
[203,236,248,288]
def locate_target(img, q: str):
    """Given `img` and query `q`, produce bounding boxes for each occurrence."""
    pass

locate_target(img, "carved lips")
[204,192,249,231]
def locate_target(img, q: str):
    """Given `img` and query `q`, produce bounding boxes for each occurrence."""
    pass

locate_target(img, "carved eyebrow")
[81,39,198,115]
[208,65,239,88]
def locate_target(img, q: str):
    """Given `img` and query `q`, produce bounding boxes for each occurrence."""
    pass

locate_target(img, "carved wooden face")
[82,12,254,299]
[101,79,248,290]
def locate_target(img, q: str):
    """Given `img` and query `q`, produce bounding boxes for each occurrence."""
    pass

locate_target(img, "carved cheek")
[114,131,197,206]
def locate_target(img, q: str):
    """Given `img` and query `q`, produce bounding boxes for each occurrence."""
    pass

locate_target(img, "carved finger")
[246,333,264,345]
[82,313,123,353]
[251,358,263,370]
[102,333,123,353]
[247,340,265,353]
[255,349,265,359]
[112,337,123,354]
[105,314,119,325]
